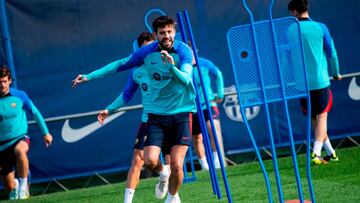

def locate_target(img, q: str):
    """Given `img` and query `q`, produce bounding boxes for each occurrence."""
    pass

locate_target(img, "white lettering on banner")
[223,85,260,122]
[61,111,125,143]
[348,77,360,101]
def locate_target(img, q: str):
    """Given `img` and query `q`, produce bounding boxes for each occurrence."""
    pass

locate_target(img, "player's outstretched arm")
[98,70,139,124]
[72,56,131,87]
[25,97,53,147]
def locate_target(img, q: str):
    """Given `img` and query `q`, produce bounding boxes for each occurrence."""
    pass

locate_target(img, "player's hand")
[214,96,223,104]
[333,75,342,81]
[72,74,88,88]
[43,134,53,147]
[98,110,109,125]
[161,50,175,66]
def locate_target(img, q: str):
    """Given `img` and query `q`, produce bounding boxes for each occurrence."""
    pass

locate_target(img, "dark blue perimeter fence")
[0,0,360,185]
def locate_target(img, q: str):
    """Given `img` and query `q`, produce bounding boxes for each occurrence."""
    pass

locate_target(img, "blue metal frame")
[226,0,316,202]
[180,10,233,203]
[176,11,219,195]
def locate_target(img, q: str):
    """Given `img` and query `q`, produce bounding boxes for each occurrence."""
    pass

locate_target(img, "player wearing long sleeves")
[192,57,226,170]
[122,16,195,203]
[288,0,341,165]
[0,66,53,200]
[73,32,171,203]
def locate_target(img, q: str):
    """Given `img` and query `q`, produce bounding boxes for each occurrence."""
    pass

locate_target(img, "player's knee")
[194,134,203,142]
[14,147,28,158]
[170,162,183,175]
[144,158,158,170]
[132,156,144,169]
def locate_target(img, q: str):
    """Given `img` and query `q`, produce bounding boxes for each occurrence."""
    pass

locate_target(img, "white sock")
[199,157,209,170]
[313,141,323,156]
[213,151,221,168]
[124,188,135,203]
[323,139,335,155]
[18,178,28,191]
[159,164,170,177]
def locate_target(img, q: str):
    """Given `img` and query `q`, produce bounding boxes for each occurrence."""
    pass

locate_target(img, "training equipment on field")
[226,0,315,202]
[177,10,233,203]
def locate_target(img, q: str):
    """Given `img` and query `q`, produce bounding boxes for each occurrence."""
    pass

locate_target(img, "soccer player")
[192,56,226,170]
[72,32,171,203]
[114,16,195,203]
[288,0,341,164]
[0,66,53,200]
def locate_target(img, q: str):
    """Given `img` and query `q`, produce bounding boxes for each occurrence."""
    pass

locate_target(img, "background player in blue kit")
[288,0,342,164]
[192,56,226,170]
[0,66,53,200]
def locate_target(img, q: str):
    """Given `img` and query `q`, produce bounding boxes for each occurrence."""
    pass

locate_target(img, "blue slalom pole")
[176,11,220,196]
[0,0,17,87]
[242,1,284,202]
[267,0,304,201]
[183,10,233,203]
[297,17,316,203]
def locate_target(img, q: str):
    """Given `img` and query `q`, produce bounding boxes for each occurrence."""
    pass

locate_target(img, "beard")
[159,38,174,50]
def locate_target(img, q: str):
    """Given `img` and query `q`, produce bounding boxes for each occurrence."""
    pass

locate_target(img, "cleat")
[155,166,170,199]
[19,184,30,200]
[165,193,181,203]
[311,152,323,165]
[9,179,19,200]
[323,152,338,162]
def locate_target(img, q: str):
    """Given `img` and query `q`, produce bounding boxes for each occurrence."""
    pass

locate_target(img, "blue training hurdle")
[226,0,315,202]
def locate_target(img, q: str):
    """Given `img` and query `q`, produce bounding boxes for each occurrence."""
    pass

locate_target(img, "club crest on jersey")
[11,103,17,108]
[141,83,148,91]
[223,85,260,122]
[153,72,161,81]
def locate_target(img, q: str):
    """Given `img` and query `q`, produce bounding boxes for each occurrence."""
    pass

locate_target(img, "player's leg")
[165,112,192,203]
[124,122,147,203]
[321,89,338,162]
[2,171,19,200]
[144,114,170,199]
[14,138,30,199]
[124,149,144,203]
[206,107,226,168]
[192,112,208,170]
[1,145,19,200]
[311,88,333,164]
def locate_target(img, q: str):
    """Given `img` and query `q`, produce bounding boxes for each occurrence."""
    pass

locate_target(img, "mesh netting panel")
[227,17,307,107]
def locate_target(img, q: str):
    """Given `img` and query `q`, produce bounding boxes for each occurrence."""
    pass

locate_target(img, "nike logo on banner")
[348,77,360,101]
[61,111,125,143]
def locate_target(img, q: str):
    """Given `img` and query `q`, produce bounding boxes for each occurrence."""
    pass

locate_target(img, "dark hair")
[0,65,11,79]
[137,31,155,47]
[152,16,176,33]
[288,0,308,13]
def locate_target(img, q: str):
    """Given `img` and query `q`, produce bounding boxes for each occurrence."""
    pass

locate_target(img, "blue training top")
[106,65,151,122]
[0,88,49,151]
[116,40,196,115]
[298,18,340,90]
[193,57,224,110]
